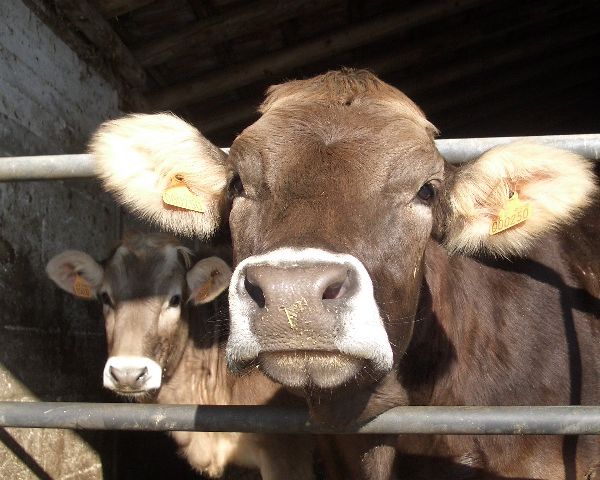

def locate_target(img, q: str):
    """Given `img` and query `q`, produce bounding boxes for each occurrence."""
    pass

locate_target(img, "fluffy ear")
[46,251,104,299]
[445,142,597,256]
[90,113,231,237]
[186,256,232,305]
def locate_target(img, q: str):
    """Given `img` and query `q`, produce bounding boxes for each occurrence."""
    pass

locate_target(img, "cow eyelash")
[228,174,245,199]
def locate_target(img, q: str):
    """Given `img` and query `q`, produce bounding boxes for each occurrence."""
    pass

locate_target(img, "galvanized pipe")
[2,403,600,434]
[0,154,95,181]
[438,133,600,163]
[0,134,598,181]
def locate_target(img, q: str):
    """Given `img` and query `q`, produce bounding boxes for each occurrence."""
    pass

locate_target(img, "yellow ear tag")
[490,192,531,235]
[162,177,204,213]
[194,277,214,303]
[73,275,93,299]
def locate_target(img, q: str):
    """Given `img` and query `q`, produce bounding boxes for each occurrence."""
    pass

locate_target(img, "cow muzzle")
[227,248,393,389]
[103,356,162,395]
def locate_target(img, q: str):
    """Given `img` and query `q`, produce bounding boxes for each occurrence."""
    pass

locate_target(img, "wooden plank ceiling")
[56,0,600,145]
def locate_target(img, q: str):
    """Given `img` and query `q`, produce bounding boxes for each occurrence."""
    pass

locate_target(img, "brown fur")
[91,71,600,479]
[227,72,600,479]
[51,233,315,479]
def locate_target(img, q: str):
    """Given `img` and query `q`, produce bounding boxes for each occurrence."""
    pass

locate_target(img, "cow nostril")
[322,282,343,300]
[244,277,265,308]
[136,367,148,382]
[322,273,350,300]
[109,366,119,382]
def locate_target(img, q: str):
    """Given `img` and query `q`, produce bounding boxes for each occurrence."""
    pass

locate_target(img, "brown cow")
[91,70,600,479]
[46,232,314,480]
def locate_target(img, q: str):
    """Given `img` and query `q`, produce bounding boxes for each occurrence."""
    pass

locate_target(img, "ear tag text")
[194,270,221,302]
[490,192,531,235]
[73,275,93,299]
[194,277,214,302]
[162,176,204,213]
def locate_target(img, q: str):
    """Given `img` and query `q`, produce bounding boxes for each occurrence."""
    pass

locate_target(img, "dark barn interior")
[41,0,600,145]
[1,0,599,478]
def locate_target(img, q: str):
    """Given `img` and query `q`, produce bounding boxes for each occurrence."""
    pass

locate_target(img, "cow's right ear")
[46,251,104,300]
[186,256,233,305]
[90,113,231,237]
[442,142,597,257]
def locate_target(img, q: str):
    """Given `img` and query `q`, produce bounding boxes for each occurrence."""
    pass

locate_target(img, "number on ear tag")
[162,177,204,213]
[194,277,214,303]
[490,192,531,235]
[73,275,93,299]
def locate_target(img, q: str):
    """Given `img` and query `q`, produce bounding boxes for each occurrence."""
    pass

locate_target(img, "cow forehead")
[230,103,441,198]
[104,244,186,298]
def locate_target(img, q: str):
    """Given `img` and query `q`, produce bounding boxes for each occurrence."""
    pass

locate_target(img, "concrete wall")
[0,4,242,478]
[0,1,120,478]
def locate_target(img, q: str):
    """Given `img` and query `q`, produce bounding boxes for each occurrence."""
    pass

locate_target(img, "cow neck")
[157,304,233,406]
[399,240,494,405]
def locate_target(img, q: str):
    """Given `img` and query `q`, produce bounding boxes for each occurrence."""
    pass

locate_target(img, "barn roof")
[47,0,600,145]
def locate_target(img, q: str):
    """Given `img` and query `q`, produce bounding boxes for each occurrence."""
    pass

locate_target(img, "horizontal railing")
[1,403,600,434]
[0,134,599,181]
[1,133,599,435]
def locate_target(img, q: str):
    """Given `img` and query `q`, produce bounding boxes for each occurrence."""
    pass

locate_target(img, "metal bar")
[2,403,600,434]
[0,134,598,181]
[0,154,95,181]
[438,133,600,164]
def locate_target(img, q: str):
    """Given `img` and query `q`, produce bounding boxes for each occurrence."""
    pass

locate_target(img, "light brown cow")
[90,70,600,479]
[46,232,314,479]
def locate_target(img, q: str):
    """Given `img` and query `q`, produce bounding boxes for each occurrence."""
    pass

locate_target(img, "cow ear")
[90,113,231,238]
[46,251,104,300]
[444,142,597,257]
[186,256,232,305]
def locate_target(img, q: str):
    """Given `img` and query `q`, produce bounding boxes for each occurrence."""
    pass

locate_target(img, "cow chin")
[258,351,365,389]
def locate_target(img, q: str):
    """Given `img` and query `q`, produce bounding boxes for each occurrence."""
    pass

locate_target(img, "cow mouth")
[109,386,158,398]
[258,350,365,389]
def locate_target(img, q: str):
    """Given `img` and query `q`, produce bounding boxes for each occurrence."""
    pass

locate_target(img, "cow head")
[46,233,231,397]
[90,70,596,393]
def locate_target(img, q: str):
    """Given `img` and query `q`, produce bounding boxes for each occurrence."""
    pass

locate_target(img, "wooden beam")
[388,12,597,101]
[186,0,217,19]
[147,0,490,110]
[134,0,336,67]
[55,0,147,89]
[190,99,260,134]
[96,0,157,17]
[368,1,583,78]
[178,4,581,133]
[421,39,598,119]
[437,69,600,137]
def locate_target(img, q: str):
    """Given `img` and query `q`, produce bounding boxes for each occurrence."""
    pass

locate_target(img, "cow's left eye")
[228,174,244,198]
[417,183,436,203]
[168,294,181,308]
[100,292,114,308]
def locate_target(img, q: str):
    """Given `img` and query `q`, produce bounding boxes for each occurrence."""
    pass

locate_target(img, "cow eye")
[168,294,181,308]
[100,292,113,308]
[417,183,436,203]
[228,174,244,198]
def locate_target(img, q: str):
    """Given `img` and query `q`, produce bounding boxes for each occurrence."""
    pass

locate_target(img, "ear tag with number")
[194,269,222,303]
[162,176,205,213]
[490,192,531,235]
[73,274,93,299]
[194,277,214,303]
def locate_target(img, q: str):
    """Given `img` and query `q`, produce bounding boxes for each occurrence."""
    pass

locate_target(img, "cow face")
[91,70,596,392]
[223,95,442,388]
[46,233,231,397]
